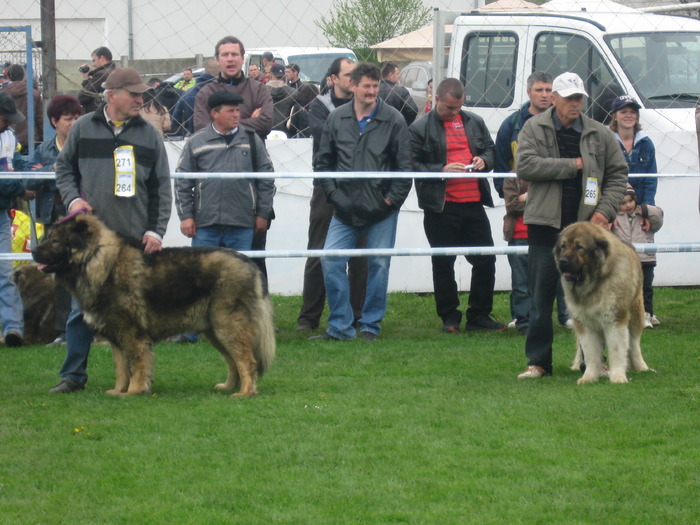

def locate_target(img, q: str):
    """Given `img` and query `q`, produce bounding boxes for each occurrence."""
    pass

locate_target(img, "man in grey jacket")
[515,72,628,379]
[50,68,172,393]
[311,62,411,342]
[175,91,274,251]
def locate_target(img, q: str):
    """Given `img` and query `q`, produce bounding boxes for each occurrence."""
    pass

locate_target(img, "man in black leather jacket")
[409,77,505,334]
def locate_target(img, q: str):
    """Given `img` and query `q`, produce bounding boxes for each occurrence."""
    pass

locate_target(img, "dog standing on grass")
[555,221,653,384]
[32,213,275,397]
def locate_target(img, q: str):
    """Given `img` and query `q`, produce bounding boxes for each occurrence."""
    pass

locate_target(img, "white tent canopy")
[371,25,451,63]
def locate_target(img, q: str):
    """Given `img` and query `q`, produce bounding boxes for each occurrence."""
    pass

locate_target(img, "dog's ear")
[553,240,562,258]
[595,237,609,258]
[71,217,91,235]
[67,217,93,249]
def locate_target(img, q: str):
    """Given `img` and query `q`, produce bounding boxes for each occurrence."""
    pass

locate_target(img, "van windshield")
[607,32,700,108]
[287,53,356,84]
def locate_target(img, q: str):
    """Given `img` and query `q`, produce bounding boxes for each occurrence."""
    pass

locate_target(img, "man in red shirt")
[409,78,506,333]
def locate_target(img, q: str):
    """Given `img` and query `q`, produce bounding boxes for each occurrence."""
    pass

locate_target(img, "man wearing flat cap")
[175,90,274,254]
[515,71,628,380]
[0,91,35,347]
[50,67,172,394]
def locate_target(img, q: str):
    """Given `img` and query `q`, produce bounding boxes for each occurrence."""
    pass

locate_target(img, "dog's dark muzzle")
[558,257,582,282]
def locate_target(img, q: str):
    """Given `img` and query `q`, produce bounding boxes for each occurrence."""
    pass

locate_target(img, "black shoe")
[442,324,461,334]
[4,330,24,347]
[308,332,341,341]
[465,316,507,332]
[49,379,85,394]
[359,331,378,342]
[296,324,314,332]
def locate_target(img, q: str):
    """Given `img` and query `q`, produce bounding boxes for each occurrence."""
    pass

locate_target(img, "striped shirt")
[443,114,479,203]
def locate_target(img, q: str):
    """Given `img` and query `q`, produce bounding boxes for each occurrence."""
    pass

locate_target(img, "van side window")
[401,67,418,89]
[608,32,700,108]
[534,32,617,116]
[249,55,263,69]
[460,33,517,107]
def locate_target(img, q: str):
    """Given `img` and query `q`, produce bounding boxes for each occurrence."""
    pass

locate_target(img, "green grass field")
[1,288,698,524]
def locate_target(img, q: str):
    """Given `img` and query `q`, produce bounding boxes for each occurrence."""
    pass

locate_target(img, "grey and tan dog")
[555,222,653,384]
[32,213,275,397]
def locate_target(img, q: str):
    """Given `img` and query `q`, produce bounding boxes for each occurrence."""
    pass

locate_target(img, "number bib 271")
[114,146,136,197]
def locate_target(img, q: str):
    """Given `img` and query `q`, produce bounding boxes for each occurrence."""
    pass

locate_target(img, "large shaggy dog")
[13,264,56,345]
[32,213,275,397]
[555,222,652,384]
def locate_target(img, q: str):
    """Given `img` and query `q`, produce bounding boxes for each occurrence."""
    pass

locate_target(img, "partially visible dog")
[555,222,653,384]
[32,213,275,397]
[13,264,56,345]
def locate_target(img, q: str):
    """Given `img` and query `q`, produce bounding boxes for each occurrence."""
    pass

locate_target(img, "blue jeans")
[186,225,254,343]
[321,211,398,339]
[507,239,530,329]
[0,211,23,337]
[59,296,94,385]
[192,225,254,251]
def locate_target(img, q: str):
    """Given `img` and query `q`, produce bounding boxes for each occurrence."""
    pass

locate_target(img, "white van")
[245,47,357,85]
[440,0,700,174]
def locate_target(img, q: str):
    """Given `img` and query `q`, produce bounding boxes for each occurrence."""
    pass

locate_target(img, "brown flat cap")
[103,67,150,93]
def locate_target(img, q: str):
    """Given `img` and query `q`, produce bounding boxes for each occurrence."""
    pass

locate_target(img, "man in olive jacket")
[409,77,505,334]
[313,63,411,342]
[516,72,628,379]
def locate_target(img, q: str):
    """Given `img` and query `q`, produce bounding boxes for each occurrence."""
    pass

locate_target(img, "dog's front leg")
[577,329,605,384]
[605,323,630,383]
[124,341,154,395]
[106,345,130,395]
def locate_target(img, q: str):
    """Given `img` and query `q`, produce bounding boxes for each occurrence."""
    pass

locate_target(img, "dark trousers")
[642,262,655,315]
[524,244,560,374]
[251,229,268,293]
[508,239,570,328]
[297,184,367,329]
[423,201,496,326]
[54,284,71,335]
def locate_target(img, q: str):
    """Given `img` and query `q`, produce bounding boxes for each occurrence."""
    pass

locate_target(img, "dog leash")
[56,207,91,225]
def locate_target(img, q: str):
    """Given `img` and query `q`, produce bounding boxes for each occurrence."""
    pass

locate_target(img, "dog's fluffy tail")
[253,275,276,375]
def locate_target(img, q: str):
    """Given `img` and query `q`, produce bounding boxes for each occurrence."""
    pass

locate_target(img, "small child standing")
[612,185,664,328]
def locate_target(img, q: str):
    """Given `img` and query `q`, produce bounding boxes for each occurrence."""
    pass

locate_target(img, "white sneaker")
[517,365,549,379]
[644,312,654,329]
[650,314,660,327]
[508,319,517,329]
[564,319,574,330]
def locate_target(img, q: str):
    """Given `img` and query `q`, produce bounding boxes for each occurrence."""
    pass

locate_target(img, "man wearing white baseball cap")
[514,72,628,379]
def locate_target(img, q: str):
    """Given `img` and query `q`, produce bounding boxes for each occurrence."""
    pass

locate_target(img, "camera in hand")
[78,65,90,74]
